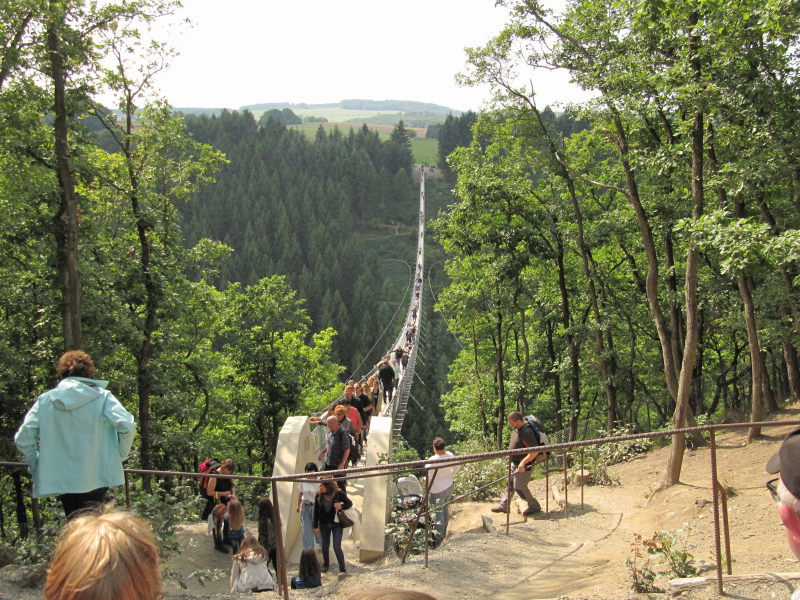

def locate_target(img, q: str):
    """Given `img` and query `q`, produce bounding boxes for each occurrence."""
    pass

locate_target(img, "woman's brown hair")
[234,535,267,560]
[298,548,320,578]
[44,510,160,600]
[227,500,244,531]
[57,350,97,379]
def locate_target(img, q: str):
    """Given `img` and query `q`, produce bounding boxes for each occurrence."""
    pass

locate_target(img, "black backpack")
[522,415,551,462]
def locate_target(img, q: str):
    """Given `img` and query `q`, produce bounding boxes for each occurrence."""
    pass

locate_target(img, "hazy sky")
[144,0,585,112]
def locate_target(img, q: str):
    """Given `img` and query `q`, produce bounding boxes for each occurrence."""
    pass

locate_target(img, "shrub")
[627,533,661,593]
[385,505,438,556]
[451,438,506,502]
[643,526,698,578]
[596,426,653,465]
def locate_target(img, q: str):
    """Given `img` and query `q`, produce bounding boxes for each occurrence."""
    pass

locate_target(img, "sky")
[143,0,586,113]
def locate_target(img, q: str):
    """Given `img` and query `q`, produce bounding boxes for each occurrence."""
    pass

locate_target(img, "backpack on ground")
[522,416,551,463]
[199,458,221,493]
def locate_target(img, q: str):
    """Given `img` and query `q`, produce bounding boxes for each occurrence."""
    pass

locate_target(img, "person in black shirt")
[491,412,542,516]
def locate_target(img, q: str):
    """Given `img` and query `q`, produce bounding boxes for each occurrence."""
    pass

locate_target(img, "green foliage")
[626,533,661,593]
[451,438,506,501]
[14,522,60,566]
[642,527,698,579]
[595,426,653,465]
[385,505,438,557]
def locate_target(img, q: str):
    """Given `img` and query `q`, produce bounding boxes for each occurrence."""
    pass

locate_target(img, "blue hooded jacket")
[14,377,136,498]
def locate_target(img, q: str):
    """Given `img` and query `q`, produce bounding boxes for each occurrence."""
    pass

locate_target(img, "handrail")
[2,418,797,598]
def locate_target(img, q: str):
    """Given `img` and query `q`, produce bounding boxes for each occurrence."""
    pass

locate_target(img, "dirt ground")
[4,408,800,600]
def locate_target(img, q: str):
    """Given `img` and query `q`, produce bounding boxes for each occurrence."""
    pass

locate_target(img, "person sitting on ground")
[44,510,160,600]
[425,437,460,545]
[257,496,278,573]
[766,427,800,600]
[227,499,245,554]
[15,350,136,520]
[491,411,542,516]
[291,548,322,589]
[229,535,275,593]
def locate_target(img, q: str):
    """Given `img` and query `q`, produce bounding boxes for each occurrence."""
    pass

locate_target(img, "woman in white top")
[296,462,322,549]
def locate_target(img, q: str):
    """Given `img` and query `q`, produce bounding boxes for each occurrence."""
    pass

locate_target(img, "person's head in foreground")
[44,510,160,600]
[348,588,437,600]
[767,427,800,559]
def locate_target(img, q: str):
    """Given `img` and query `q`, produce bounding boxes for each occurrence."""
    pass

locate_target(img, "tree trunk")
[12,472,28,539]
[661,14,704,488]
[545,319,564,432]
[47,5,82,349]
[530,103,616,428]
[738,275,764,441]
[784,341,800,404]
[495,309,505,450]
[554,230,581,441]
[761,350,778,412]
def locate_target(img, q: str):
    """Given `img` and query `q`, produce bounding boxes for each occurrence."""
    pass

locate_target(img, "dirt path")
[4,410,800,599]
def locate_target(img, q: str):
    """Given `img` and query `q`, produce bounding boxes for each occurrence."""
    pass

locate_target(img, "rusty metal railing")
[2,419,797,597]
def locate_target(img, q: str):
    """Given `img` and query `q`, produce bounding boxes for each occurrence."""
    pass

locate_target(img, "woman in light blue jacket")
[15,350,136,519]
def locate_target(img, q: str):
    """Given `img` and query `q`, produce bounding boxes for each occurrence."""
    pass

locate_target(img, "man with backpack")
[491,411,543,516]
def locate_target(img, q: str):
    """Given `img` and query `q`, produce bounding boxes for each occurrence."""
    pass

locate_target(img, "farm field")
[248,107,400,122]
[287,121,436,164]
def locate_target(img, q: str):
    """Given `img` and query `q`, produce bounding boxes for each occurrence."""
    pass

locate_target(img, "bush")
[451,438,506,502]
[385,505,438,556]
[596,425,653,465]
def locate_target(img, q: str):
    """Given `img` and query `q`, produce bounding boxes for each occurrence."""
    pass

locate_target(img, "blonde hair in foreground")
[44,510,161,600]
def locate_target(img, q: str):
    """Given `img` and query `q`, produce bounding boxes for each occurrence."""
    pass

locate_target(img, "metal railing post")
[506,457,512,535]
[271,484,290,599]
[709,429,724,595]
[563,451,569,518]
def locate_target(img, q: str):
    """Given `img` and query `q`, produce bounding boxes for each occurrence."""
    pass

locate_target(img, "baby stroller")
[393,474,423,509]
[389,474,435,555]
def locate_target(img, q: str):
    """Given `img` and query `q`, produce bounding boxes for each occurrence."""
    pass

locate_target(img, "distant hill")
[238,99,459,115]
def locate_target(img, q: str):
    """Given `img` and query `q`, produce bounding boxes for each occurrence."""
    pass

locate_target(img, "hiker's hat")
[766,427,800,498]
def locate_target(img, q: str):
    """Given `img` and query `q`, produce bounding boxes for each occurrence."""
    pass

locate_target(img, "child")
[290,548,322,589]
[213,502,229,553]
[257,497,277,573]
[296,462,322,550]
[230,535,275,593]
[227,500,245,554]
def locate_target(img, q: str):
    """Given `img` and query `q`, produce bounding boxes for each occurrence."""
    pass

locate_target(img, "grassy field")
[410,138,438,164]
[286,120,437,164]
[250,107,399,123]
[292,107,400,122]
